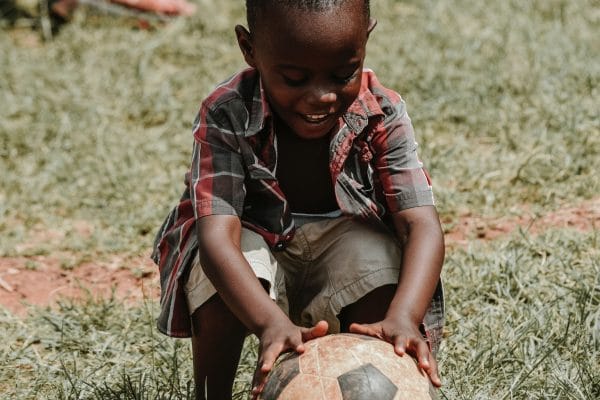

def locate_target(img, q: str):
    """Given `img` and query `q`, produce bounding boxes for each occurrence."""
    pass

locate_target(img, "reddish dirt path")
[0,253,160,316]
[1,198,598,316]
[443,198,600,246]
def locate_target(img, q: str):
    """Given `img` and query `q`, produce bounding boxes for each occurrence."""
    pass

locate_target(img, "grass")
[442,230,599,399]
[0,0,599,398]
[0,294,195,399]
[1,230,597,399]
[0,289,259,399]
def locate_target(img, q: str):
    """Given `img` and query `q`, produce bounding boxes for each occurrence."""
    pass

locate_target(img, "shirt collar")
[343,73,386,133]
[245,71,272,137]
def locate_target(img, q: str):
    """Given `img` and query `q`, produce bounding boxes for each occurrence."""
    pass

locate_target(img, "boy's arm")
[196,215,328,397]
[349,205,444,387]
[197,214,286,333]
[388,205,444,338]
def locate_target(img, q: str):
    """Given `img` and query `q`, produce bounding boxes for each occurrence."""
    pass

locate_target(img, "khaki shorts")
[184,217,402,333]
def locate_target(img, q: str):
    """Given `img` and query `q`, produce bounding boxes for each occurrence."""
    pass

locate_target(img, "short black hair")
[246,0,370,32]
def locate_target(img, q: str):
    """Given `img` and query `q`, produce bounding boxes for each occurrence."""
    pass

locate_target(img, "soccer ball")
[259,333,437,400]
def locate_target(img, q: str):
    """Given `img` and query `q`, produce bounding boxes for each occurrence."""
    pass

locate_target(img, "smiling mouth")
[302,113,331,123]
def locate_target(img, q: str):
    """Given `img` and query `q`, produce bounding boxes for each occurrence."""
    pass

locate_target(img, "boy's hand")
[349,317,442,387]
[251,320,328,399]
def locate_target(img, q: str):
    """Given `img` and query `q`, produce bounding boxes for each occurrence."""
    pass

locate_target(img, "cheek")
[340,80,362,106]
[267,84,301,110]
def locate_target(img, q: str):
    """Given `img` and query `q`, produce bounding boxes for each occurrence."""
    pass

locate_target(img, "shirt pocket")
[243,163,284,222]
[244,163,279,202]
[343,150,375,196]
[336,170,384,218]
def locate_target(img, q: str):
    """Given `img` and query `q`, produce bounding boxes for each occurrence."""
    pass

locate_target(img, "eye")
[282,75,308,87]
[333,69,360,84]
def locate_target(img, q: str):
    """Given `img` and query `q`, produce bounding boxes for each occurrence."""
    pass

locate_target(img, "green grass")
[1,0,599,398]
[442,230,599,399]
[0,294,195,399]
[0,290,259,399]
[1,230,597,399]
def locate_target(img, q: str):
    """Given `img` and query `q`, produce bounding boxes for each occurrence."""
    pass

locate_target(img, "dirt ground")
[442,198,600,245]
[0,253,160,316]
[1,198,598,316]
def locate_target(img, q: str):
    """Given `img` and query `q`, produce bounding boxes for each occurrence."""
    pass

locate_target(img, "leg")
[190,294,247,400]
[338,284,396,332]
[186,228,278,399]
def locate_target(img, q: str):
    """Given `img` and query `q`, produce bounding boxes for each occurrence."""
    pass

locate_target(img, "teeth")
[305,114,328,121]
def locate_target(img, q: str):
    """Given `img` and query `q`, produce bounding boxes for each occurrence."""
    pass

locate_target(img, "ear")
[235,25,256,67]
[367,18,377,37]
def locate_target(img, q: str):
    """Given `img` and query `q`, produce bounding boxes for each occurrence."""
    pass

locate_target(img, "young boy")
[152,1,445,399]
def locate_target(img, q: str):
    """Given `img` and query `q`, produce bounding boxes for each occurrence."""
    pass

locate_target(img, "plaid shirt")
[152,68,444,353]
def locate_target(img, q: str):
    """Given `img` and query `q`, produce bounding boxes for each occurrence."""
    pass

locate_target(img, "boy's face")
[237,0,375,140]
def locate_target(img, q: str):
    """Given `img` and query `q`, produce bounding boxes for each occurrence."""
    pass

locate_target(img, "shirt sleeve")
[370,99,434,212]
[190,103,246,219]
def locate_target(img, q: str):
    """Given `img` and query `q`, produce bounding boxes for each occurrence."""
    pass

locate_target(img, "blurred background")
[1,0,598,398]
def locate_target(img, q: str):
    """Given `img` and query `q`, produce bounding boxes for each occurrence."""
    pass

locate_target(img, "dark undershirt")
[275,119,339,214]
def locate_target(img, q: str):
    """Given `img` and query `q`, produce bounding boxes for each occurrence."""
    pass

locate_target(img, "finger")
[251,362,267,397]
[259,343,283,373]
[414,339,431,369]
[413,340,442,387]
[251,381,267,400]
[251,366,269,398]
[348,322,377,337]
[427,356,442,387]
[301,320,328,342]
[393,336,408,356]
[252,343,283,395]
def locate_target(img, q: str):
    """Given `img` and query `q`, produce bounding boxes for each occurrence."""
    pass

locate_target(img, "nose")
[306,85,337,107]
[319,92,337,103]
